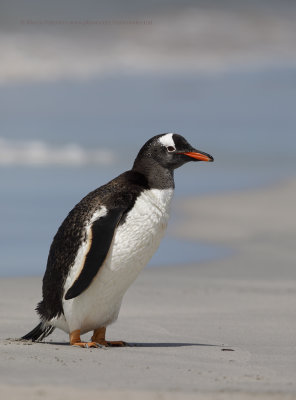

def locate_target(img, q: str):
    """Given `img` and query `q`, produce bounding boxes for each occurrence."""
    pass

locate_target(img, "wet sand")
[0,179,295,399]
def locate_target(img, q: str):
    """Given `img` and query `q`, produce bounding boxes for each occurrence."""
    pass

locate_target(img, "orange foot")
[95,339,126,347]
[91,327,127,347]
[69,330,101,348]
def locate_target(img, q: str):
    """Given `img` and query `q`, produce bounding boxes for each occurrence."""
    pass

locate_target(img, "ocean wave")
[0,138,115,166]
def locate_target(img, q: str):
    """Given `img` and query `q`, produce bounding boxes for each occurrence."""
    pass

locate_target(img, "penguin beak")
[178,150,214,162]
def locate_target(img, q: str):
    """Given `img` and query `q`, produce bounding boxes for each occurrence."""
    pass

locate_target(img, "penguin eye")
[167,146,176,152]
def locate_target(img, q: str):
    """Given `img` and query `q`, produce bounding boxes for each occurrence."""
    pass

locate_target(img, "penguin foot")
[70,329,102,349]
[72,341,99,348]
[95,340,127,347]
[91,327,127,347]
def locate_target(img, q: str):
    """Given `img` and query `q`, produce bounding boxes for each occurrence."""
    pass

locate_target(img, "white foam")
[0,137,114,166]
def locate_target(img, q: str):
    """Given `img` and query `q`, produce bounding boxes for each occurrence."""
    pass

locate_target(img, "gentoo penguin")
[22,133,213,348]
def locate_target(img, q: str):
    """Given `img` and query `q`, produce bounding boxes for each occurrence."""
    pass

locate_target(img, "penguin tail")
[21,322,55,342]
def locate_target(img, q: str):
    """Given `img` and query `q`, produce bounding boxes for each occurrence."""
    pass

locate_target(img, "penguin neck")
[132,157,175,190]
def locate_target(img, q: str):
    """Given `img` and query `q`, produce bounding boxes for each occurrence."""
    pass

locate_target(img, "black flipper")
[64,207,124,300]
[21,322,55,342]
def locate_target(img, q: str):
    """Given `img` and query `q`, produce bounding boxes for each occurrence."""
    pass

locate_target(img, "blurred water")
[1,67,296,276]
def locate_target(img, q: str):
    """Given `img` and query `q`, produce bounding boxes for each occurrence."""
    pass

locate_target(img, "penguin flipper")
[64,207,124,300]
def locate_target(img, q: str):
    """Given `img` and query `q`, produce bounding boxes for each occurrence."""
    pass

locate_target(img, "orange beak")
[178,151,214,162]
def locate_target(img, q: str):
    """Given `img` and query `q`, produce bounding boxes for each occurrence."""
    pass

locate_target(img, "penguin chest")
[94,188,174,305]
[110,188,174,279]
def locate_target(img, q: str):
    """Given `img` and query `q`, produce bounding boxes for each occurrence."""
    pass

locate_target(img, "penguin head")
[133,133,214,172]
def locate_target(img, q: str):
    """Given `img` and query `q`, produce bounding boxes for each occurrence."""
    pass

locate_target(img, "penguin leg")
[69,329,99,348]
[91,327,126,347]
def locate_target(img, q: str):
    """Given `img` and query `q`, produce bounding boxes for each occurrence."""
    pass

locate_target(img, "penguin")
[21,133,214,348]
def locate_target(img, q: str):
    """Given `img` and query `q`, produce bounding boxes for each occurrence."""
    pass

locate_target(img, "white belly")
[51,188,173,334]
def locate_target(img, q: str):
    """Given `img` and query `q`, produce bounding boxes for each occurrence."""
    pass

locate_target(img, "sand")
[0,178,296,399]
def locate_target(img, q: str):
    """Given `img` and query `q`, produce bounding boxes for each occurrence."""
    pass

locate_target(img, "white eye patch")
[158,133,175,148]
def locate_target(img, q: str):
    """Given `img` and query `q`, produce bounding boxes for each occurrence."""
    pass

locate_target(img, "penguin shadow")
[42,341,219,348]
[128,342,219,348]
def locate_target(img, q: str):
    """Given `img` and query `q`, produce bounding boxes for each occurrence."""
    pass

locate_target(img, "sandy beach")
[0,178,296,399]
